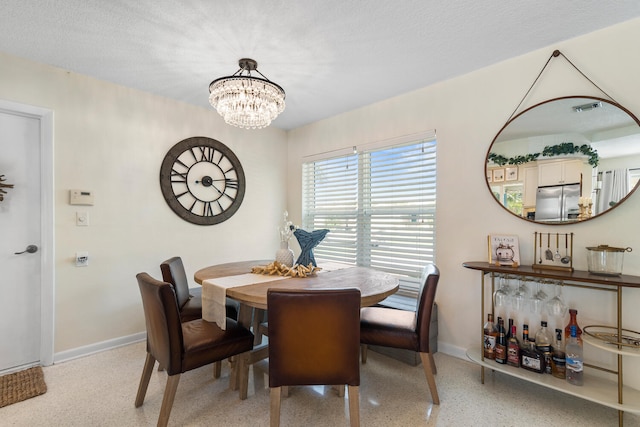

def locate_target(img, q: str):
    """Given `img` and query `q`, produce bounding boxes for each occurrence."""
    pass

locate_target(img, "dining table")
[193,259,400,399]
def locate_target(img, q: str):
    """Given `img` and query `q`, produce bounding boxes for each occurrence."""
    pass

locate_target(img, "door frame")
[0,99,54,367]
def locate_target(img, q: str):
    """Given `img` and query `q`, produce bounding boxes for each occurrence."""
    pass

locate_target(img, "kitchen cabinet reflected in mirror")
[486,96,640,224]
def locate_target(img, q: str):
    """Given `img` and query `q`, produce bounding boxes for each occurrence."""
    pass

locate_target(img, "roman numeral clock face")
[160,137,245,225]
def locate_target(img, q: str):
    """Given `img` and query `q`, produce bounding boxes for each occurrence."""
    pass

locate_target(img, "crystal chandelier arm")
[252,68,271,81]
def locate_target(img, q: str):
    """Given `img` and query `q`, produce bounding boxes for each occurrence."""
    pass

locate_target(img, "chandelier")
[209,58,286,129]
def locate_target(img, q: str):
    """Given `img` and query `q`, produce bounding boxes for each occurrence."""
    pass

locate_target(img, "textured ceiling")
[2,1,640,130]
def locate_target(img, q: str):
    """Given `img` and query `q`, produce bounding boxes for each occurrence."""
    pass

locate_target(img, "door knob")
[15,244,38,255]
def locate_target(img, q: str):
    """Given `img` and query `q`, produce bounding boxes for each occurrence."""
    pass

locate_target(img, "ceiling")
[2,1,640,130]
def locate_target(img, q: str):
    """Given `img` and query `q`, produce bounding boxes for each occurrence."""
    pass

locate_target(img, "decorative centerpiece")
[251,260,322,278]
[294,228,329,267]
[275,211,296,267]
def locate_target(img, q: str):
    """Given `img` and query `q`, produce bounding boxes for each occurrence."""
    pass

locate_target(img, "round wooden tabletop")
[194,260,399,310]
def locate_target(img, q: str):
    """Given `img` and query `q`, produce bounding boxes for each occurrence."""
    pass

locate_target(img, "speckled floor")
[1,342,637,426]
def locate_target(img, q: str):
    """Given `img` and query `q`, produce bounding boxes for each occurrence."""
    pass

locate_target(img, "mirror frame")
[485,95,640,225]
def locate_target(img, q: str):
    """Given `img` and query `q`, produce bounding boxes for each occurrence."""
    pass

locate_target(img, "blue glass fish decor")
[294,228,329,267]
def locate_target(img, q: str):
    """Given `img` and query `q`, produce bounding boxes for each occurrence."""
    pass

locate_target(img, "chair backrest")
[160,256,191,309]
[136,272,185,375]
[268,288,361,388]
[415,264,440,353]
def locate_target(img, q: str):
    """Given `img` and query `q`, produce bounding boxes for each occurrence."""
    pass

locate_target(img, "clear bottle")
[521,341,545,373]
[551,328,566,379]
[483,313,498,360]
[507,325,520,367]
[564,309,583,345]
[566,325,584,386]
[535,321,554,374]
[495,318,508,364]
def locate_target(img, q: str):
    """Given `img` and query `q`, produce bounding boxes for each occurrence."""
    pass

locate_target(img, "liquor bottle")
[519,324,529,366]
[564,309,583,345]
[483,313,498,360]
[495,318,508,364]
[521,324,529,346]
[506,318,514,340]
[566,325,584,386]
[551,328,566,379]
[521,341,545,373]
[535,321,554,374]
[507,325,520,367]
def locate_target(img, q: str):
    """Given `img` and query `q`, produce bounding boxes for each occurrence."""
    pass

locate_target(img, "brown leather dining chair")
[360,263,440,405]
[160,256,240,322]
[160,256,241,377]
[267,288,362,427]
[134,272,254,427]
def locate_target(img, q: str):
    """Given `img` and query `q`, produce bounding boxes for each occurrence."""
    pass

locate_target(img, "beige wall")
[0,52,288,353]
[287,18,640,386]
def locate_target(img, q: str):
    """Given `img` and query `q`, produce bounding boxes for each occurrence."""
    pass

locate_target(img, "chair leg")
[419,352,440,405]
[429,352,437,375]
[348,385,360,427]
[135,353,156,408]
[270,386,282,427]
[237,352,250,400]
[360,344,368,364]
[158,374,180,427]
[228,356,238,391]
[213,360,222,379]
[336,384,345,397]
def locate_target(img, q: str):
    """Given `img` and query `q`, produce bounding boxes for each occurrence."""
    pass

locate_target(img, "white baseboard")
[53,332,146,365]
[437,341,468,361]
[50,332,469,369]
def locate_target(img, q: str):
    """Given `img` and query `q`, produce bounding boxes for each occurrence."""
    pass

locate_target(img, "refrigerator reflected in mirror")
[535,183,581,222]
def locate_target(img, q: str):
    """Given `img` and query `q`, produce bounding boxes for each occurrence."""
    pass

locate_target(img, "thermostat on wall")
[69,189,94,206]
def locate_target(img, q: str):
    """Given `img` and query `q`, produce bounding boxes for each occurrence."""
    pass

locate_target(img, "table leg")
[230,304,254,392]
[252,308,267,345]
[231,303,270,399]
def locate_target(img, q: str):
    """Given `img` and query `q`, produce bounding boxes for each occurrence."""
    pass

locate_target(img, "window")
[302,134,436,294]
[630,168,640,189]
[491,183,524,216]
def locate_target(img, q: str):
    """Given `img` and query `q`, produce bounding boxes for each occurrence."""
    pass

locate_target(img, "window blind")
[302,136,437,294]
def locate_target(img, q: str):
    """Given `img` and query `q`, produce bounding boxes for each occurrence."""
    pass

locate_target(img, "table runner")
[202,273,289,329]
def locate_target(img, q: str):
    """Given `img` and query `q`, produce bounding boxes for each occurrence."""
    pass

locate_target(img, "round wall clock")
[159,136,245,225]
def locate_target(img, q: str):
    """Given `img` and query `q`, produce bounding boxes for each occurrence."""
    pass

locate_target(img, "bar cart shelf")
[463,261,640,426]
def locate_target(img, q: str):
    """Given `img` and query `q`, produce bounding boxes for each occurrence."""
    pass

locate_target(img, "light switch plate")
[76,211,89,226]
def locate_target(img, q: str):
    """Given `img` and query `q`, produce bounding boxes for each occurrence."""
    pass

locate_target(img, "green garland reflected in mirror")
[488,142,599,167]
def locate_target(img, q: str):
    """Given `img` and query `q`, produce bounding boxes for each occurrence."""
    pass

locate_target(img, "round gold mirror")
[486,96,640,224]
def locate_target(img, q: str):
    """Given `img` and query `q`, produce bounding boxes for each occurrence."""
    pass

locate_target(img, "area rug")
[0,366,47,407]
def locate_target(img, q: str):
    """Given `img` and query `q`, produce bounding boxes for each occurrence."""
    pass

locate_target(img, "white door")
[0,109,44,372]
